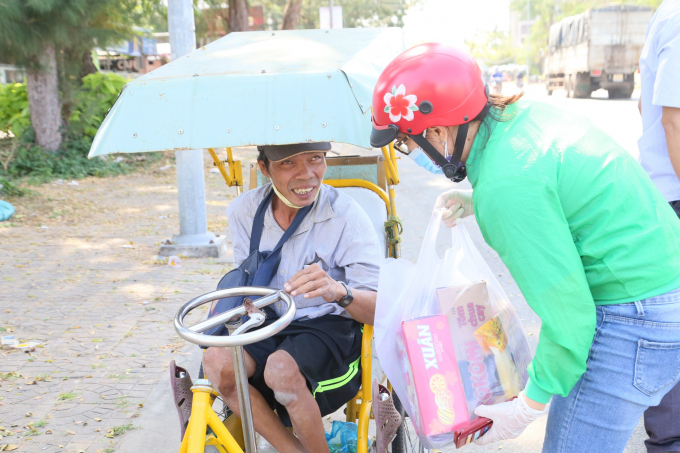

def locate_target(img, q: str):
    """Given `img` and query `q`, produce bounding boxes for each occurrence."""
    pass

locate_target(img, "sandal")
[373,379,402,453]
[170,360,194,440]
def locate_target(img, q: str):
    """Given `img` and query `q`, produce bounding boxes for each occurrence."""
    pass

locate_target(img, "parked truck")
[544,5,653,99]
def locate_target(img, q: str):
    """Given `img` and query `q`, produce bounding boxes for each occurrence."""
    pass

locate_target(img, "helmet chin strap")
[410,123,469,183]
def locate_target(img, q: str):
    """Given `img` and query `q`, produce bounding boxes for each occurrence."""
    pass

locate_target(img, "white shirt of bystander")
[638,0,680,202]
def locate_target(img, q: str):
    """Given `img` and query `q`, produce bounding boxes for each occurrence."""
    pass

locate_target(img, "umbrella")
[88,27,405,158]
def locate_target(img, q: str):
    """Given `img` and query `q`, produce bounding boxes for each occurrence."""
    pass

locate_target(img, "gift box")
[399,282,526,447]
[400,315,469,437]
[437,282,521,418]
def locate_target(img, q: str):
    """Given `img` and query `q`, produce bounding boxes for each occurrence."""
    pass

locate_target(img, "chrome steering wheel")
[174,287,296,348]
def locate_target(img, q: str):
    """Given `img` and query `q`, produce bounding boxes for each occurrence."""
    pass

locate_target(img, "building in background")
[0,64,24,84]
[98,31,165,77]
[154,32,171,57]
[195,3,265,47]
[509,9,536,47]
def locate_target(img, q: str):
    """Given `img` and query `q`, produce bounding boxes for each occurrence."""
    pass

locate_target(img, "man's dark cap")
[257,142,331,162]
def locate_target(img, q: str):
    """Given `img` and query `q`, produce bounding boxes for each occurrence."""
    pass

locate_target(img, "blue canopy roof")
[89,27,404,157]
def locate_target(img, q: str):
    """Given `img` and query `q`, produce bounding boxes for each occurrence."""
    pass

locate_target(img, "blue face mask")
[409,148,444,175]
[408,136,452,175]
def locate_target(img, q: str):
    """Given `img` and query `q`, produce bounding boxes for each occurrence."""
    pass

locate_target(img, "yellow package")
[474,316,508,354]
[474,315,520,399]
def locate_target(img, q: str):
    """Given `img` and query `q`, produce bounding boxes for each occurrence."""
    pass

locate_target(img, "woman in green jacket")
[370,44,680,452]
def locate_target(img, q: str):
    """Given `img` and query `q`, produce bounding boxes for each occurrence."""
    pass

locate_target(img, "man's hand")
[284,263,345,302]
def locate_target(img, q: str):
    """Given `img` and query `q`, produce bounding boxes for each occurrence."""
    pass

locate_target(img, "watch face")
[338,296,352,308]
[338,282,353,307]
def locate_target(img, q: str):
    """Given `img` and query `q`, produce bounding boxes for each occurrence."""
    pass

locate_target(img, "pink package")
[401,315,469,437]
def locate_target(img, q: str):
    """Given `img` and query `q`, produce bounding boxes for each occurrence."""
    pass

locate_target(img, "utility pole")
[526,0,531,76]
[164,0,222,258]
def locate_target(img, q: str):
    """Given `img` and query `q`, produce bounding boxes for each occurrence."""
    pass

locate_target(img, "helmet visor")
[370,120,400,148]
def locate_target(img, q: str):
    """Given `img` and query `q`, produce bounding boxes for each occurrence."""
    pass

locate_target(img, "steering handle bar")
[174,287,296,348]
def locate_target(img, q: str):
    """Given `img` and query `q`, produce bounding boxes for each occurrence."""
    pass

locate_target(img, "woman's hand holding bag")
[473,392,547,446]
[435,188,474,227]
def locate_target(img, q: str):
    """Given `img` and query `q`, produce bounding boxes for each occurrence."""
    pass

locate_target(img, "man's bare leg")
[263,350,330,453]
[203,347,304,453]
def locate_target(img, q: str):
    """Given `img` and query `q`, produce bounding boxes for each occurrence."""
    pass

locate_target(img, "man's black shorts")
[243,311,363,426]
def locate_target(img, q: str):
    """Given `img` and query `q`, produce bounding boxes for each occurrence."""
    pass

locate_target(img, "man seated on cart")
[203,142,382,453]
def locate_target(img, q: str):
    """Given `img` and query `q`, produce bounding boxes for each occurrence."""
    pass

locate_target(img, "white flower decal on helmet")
[383,84,419,122]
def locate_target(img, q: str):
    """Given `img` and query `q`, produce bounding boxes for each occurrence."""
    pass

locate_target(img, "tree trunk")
[26,46,62,151]
[280,0,302,30]
[228,0,250,32]
[80,49,98,79]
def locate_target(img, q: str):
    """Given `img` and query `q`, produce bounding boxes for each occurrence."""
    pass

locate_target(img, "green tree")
[0,0,165,151]
[0,83,30,137]
[68,73,130,139]
[466,27,517,66]
[297,0,414,29]
[195,0,414,37]
[280,0,303,29]
[194,0,414,47]
[194,0,250,45]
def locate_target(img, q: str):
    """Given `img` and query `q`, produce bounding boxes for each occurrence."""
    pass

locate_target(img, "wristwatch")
[336,281,354,308]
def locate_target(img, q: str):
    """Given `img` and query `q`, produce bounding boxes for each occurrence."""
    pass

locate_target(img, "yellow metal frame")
[183,145,401,453]
[382,144,402,259]
[324,145,400,453]
[209,148,244,195]
[340,323,374,453]
[382,143,400,186]
[324,179,390,215]
[180,385,244,453]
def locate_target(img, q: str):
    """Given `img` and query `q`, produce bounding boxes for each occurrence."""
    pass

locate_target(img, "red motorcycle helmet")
[370,43,488,182]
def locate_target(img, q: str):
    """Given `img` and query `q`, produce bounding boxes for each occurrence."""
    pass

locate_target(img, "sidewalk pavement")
[0,157,242,453]
[0,231,234,452]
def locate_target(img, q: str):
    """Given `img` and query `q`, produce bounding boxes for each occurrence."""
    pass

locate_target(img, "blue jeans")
[543,288,680,453]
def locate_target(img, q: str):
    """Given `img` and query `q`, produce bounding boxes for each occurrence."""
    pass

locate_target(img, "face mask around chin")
[408,148,444,175]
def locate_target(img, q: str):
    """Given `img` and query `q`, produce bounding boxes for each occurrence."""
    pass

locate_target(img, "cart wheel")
[390,393,427,453]
[391,393,407,453]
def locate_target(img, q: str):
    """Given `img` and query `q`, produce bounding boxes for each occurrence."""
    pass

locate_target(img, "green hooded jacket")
[466,100,680,403]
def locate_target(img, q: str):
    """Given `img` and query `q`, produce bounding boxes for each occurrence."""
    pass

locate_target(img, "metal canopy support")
[165,0,220,257]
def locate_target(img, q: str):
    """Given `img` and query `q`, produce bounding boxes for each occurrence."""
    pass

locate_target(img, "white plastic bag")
[374,209,532,449]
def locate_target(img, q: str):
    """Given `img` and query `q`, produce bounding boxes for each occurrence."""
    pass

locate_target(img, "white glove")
[473,392,547,446]
[434,189,474,227]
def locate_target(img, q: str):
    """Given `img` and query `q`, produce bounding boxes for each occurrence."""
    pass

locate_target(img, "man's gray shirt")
[226,183,383,320]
